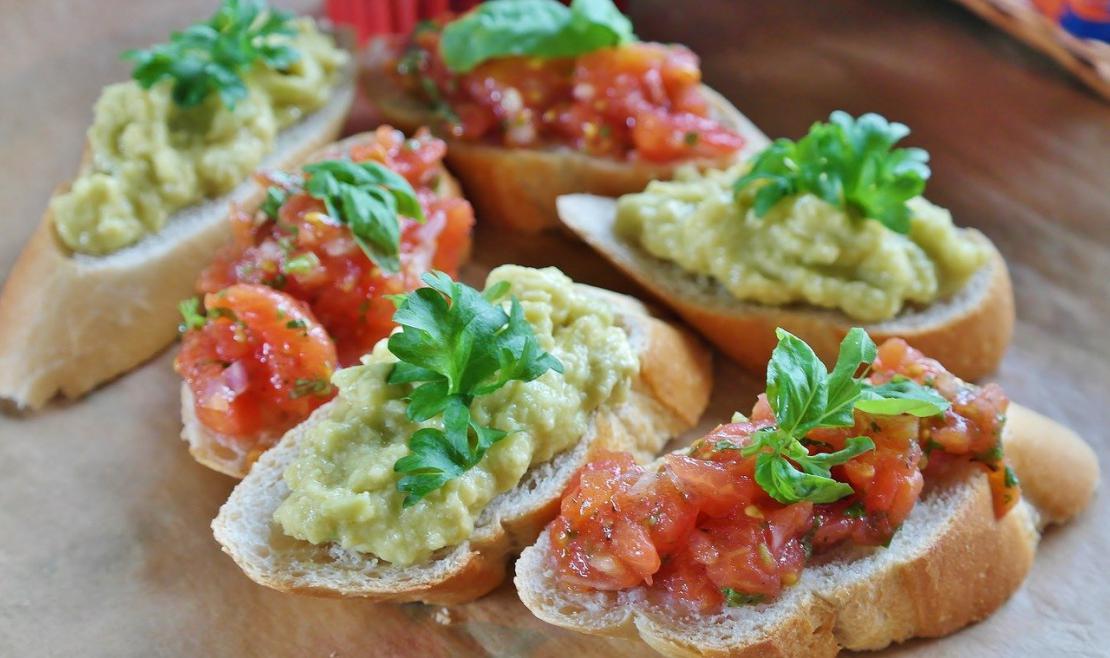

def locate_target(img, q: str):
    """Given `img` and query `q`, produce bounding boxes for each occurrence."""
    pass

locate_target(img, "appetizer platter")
[1,1,1107,657]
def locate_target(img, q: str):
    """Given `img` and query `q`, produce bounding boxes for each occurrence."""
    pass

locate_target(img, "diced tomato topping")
[175,285,338,442]
[178,126,475,445]
[394,23,744,162]
[549,338,1019,613]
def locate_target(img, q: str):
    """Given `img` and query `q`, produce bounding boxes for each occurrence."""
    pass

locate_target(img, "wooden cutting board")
[1,1,1106,656]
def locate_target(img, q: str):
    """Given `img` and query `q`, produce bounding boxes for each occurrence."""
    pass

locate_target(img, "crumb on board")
[433,607,453,625]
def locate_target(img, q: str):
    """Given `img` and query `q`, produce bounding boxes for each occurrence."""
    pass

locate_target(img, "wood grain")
[0,1,1106,657]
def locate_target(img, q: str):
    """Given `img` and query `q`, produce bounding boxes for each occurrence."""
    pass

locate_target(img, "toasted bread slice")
[179,166,468,479]
[515,403,1098,657]
[211,286,712,604]
[360,41,770,233]
[557,194,1015,382]
[0,32,356,411]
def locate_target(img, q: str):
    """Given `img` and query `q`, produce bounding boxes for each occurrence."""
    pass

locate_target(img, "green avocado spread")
[273,266,639,566]
[615,165,990,322]
[51,19,347,255]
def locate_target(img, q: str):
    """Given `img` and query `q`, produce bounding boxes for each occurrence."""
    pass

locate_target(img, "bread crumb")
[433,607,453,625]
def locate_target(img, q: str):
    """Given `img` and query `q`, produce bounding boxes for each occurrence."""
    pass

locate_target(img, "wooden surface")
[0,1,1107,656]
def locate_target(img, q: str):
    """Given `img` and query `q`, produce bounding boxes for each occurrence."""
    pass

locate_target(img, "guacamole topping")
[273,266,638,566]
[51,19,347,255]
[616,165,989,322]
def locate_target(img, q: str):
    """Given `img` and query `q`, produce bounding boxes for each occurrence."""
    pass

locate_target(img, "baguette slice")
[0,31,356,411]
[516,403,1098,657]
[557,194,1015,382]
[180,163,468,479]
[211,286,713,604]
[361,41,771,233]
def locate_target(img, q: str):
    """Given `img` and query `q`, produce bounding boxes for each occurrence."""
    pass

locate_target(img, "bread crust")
[514,404,1098,657]
[556,194,1016,381]
[0,31,357,410]
[180,153,468,479]
[211,289,712,604]
[360,41,770,233]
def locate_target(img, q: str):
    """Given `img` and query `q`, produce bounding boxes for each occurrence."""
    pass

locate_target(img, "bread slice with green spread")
[515,402,1097,657]
[556,114,1014,381]
[0,7,356,410]
[212,267,712,604]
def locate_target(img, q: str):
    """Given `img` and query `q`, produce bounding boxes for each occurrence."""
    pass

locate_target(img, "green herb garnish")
[733,112,931,234]
[290,377,333,399]
[283,252,320,275]
[178,298,207,332]
[387,272,564,506]
[298,159,424,274]
[124,0,300,109]
[722,588,765,607]
[439,0,636,73]
[739,328,949,505]
[261,186,288,220]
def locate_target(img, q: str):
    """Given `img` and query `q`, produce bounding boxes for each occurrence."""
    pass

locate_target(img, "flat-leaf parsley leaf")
[124,0,300,108]
[733,112,931,234]
[387,272,564,506]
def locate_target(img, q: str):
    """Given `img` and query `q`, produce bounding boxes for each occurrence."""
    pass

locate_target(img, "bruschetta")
[177,128,475,478]
[361,0,770,233]
[212,265,712,604]
[557,112,1015,380]
[516,328,1097,657]
[0,0,356,409]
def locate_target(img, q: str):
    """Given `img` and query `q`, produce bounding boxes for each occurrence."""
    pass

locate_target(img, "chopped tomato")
[395,24,744,162]
[549,338,1019,613]
[180,126,475,444]
[174,285,337,441]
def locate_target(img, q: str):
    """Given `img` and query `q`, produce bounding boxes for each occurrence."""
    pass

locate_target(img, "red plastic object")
[325,0,629,43]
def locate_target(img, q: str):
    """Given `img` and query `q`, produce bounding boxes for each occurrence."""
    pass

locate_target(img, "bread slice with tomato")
[514,333,1098,656]
[211,281,713,604]
[360,1,770,233]
[178,131,472,479]
[0,18,356,411]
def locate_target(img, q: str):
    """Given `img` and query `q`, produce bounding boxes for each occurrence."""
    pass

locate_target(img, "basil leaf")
[802,436,875,468]
[765,328,828,435]
[820,328,877,428]
[755,453,854,505]
[439,0,636,73]
[856,376,949,417]
[302,159,423,274]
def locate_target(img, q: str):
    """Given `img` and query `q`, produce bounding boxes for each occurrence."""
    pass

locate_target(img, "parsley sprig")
[733,112,931,234]
[739,328,949,504]
[260,159,424,274]
[123,0,300,109]
[387,272,564,506]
